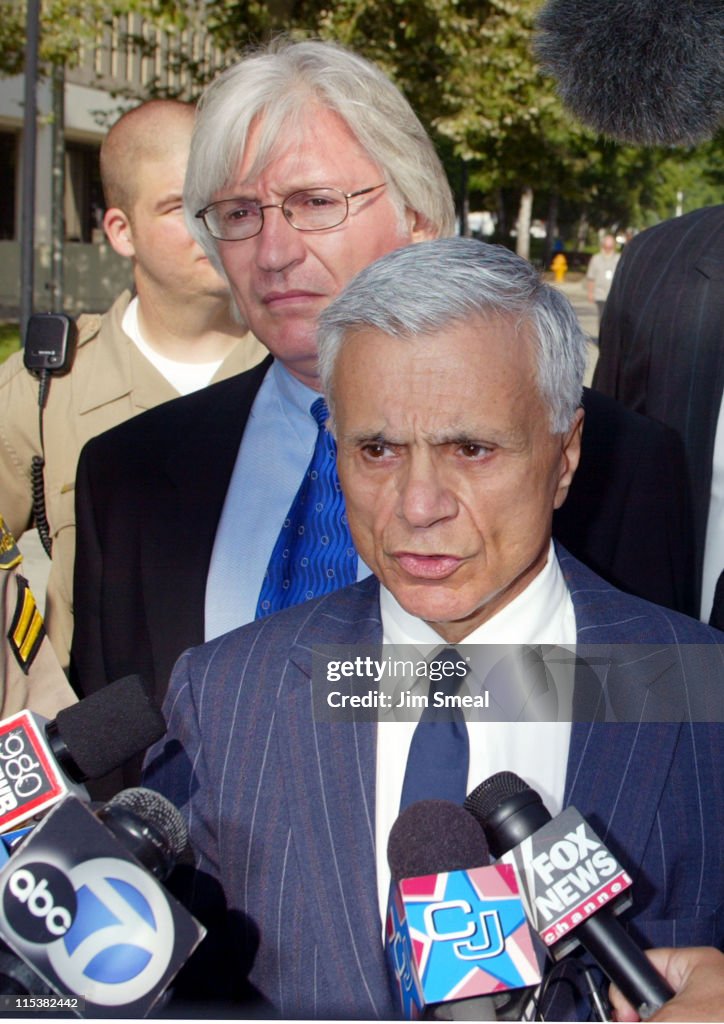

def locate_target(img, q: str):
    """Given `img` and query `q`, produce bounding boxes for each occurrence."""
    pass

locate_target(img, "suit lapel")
[274,579,395,1018]
[141,360,272,683]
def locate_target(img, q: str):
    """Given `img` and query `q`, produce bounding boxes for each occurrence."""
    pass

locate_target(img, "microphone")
[533,0,724,145]
[386,799,541,1020]
[465,772,675,1019]
[0,675,166,832]
[0,790,204,1015]
[97,786,190,881]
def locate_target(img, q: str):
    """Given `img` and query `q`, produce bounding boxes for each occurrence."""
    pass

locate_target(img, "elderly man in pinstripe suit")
[145,238,723,1019]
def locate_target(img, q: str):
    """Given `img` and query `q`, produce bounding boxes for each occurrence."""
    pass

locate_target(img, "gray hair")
[317,238,587,434]
[184,38,455,270]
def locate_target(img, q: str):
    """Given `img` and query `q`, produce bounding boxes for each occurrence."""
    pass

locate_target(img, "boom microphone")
[386,799,540,1019]
[0,791,203,1015]
[0,675,166,831]
[465,772,675,1019]
[534,0,724,145]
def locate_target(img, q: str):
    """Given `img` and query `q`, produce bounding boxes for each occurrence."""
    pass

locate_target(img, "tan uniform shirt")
[0,290,266,668]
[0,516,77,719]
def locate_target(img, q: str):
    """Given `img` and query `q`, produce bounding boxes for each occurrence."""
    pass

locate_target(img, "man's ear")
[406,208,438,244]
[103,207,135,259]
[553,406,584,510]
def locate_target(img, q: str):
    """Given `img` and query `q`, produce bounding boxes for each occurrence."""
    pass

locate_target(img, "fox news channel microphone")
[386,799,541,1020]
[465,772,675,1019]
[0,789,204,1015]
[0,675,166,832]
[533,0,724,145]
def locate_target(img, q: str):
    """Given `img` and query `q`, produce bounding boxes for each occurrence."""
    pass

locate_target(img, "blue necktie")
[256,397,357,618]
[399,648,470,810]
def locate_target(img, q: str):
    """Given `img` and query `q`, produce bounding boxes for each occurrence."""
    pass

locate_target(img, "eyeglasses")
[195,184,387,241]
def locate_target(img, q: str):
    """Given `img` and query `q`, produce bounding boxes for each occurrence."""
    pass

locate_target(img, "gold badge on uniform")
[0,516,22,571]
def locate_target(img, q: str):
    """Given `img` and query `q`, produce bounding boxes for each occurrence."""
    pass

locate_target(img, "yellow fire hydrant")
[551,252,568,283]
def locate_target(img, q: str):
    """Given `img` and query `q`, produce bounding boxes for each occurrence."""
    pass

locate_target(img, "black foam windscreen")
[105,786,189,858]
[534,0,724,145]
[53,674,166,780]
[387,799,490,882]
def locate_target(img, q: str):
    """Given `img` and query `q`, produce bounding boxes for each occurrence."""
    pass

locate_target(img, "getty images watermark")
[310,644,724,723]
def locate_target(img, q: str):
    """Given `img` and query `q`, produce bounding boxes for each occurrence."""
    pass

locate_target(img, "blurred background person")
[0,99,265,669]
[585,232,620,334]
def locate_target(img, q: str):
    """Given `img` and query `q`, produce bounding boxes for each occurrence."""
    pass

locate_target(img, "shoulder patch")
[8,574,46,675]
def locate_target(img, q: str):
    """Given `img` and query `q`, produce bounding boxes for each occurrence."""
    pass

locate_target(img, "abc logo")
[3,862,77,943]
[47,857,174,1006]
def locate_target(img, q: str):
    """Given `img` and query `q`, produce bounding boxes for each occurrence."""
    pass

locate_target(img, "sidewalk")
[549,274,600,386]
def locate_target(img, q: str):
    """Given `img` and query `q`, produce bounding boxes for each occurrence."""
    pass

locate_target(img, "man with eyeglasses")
[71,39,695,795]
[70,39,446,774]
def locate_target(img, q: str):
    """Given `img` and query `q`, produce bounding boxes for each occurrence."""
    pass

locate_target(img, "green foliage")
[2,0,722,239]
[0,324,21,364]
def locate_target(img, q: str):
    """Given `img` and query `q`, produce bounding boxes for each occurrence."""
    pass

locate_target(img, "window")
[65,141,104,242]
[0,131,18,240]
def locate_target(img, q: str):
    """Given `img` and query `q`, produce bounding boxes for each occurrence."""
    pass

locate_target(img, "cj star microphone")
[386,799,540,1020]
[465,772,675,1019]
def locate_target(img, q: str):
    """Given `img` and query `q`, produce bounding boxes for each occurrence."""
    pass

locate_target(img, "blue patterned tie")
[399,648,470,810]
[256,397,357,618]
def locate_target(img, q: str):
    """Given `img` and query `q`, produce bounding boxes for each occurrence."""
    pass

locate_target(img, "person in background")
[0,99,265,669]
[71,38,447,727]
[593,205,724,627]
[586,232,620,332]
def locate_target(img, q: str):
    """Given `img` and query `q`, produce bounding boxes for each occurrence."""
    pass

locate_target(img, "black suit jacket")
[71,360,694,777]
[594,204,724,606]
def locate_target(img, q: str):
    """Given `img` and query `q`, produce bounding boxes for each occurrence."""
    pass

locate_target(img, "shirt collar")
[271,359,322,417]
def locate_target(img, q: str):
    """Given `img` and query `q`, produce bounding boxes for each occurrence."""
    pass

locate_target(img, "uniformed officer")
[0,516,77,719]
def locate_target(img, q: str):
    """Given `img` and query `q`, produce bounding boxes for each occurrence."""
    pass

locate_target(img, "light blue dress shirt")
[205,361,368,639]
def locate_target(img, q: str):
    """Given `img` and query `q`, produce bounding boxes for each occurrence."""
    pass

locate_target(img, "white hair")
[318,238,587,433]
[185,38,455,272]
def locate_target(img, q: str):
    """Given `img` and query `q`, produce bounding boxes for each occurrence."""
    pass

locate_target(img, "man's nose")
[397,454,457,528]
[255,207,307,273]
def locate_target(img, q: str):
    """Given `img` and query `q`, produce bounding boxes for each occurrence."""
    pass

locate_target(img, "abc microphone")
[0,790,203,1015]
[97,786,190,881]
[386,799,541,1020]
[465,772,675,1020]
[0,675,166,832]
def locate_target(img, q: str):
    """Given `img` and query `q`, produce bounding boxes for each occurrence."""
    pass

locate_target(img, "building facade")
[0,10,228,316]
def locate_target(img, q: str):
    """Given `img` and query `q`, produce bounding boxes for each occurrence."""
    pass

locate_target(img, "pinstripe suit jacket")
[593,205,724,605]
[145,549,723,1019]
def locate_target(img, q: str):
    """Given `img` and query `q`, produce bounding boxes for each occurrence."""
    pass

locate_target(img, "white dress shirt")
[375,541,577,920]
